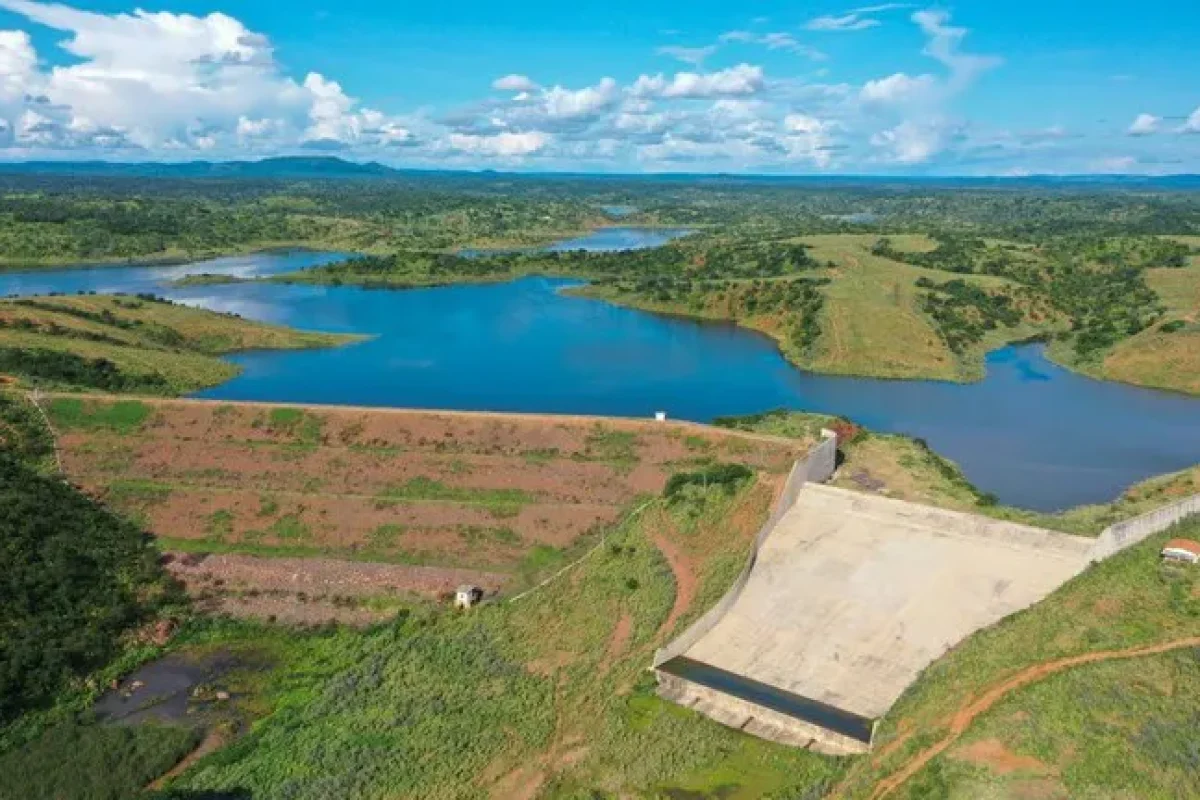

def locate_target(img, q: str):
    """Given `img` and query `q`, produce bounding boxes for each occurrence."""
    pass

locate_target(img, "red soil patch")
[952,739,1053,776]
[863,636,1200,800]
[602,611,634,669]
[148,727,232,790]
[166,552,507,625]
[166,552,506,597]
[56,396,800,580]
[649,512,698,639]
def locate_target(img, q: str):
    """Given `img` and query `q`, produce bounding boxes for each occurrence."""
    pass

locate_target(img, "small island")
[167,273,254,288]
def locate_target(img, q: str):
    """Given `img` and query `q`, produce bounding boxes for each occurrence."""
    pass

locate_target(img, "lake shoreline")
[1,237,1198,511]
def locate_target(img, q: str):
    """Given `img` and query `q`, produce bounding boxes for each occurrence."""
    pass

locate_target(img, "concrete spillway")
[655,483,1096,753]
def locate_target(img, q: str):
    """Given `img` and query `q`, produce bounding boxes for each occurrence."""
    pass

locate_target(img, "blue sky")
[0,0,1195,174]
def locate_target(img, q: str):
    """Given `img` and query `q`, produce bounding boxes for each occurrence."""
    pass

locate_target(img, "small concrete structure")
[654,411,667,422]
[1161,539,1200,564]
[454,584,483,609]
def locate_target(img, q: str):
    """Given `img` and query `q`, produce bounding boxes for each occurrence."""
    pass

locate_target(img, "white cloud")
[656,45,717,67]
[0,0,411,152]
[859,72,937,105]
[718,30,825,60]
[782,113,837,166]
[632,64,765,99]
[870,119,944,163]
[541,77,618,119]
[493,74,539,93]
[911,9,1001,89]
[1180,107,1200,134]
[447,130,549,157]
[806,4,910,31]
[1127,113,1160,136]
[0,30,36,104]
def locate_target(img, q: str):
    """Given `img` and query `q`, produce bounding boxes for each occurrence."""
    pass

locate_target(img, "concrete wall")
[656,671,871,756]
[652,430,837,668]
[1089,493,1200,561]
[806,430,838,483]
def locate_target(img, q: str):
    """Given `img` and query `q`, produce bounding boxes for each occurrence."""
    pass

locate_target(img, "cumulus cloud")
[541,77,619,119]
[1180,107,1200,134]
[859,72,937,105]
[0,0,411,152]
[861,11,997,164]
[1127,113,1160,136]
[0,0,1182,174]
[781,114,837,166]
[632,64,765,99]
[806,4,910,31]
[870,119,945,163]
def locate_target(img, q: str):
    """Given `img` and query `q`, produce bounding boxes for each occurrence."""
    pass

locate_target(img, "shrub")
[0,453,174,722]
[663,463,753,500]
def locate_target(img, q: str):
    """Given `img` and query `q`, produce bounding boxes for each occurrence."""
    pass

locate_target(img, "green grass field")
[1066,247,1200,395]
[837,520,1200,800]
[581,234,1057,385]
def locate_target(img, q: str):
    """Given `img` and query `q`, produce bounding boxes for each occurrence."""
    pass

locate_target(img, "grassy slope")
[159,410,1199,799]
[168,475,847,799]
[1082,242,1200,395]
[836,520,1200,800]
[581,234,1053,384]
[6,399,1197,798]
[800,235,1050,382]
[0,295,360,393]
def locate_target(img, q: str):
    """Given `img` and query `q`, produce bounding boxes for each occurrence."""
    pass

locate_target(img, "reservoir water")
[1,228,1197,512]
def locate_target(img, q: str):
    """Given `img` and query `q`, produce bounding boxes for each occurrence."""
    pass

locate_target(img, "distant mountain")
[0,156,1194,188]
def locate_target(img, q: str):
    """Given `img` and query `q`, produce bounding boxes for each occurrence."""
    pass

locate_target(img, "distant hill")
[0,156,1195,188]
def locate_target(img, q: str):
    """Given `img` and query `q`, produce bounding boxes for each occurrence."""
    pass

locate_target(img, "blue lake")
[1,229,1197,512]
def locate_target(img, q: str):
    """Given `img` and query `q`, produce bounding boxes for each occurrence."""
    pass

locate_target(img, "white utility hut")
[455,584,484,609]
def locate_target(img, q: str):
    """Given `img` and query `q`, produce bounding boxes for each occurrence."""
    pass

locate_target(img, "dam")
[653,438,1198,754]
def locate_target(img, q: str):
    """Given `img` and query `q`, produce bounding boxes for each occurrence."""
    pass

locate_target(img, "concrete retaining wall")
[656,671,871,756]
[652,430,837,668]
[1089,493,1200,561]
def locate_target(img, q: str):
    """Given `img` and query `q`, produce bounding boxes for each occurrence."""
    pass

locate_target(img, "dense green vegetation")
[0,720,201,800]
[0,452,175,723]
[916,277,1023,354]
[0,389,55,468]
[664,462,754,500]
[0,345,172,392]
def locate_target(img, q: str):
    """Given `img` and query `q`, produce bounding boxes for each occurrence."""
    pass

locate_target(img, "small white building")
[455,584,484,609]
[1161,539,1200,565]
